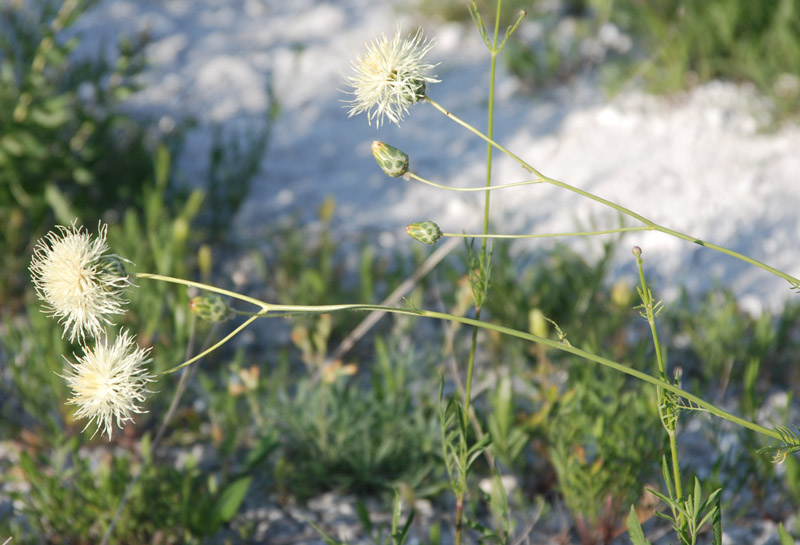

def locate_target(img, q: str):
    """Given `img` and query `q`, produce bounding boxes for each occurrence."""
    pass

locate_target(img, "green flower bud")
[405,78,427,103]
[97,255,131,285]
[371,141,409,177]
[406,221,442,245]
[190,294,231,323]
[413,79,427,101]
[528,308,549,339]
[98,255,128,278]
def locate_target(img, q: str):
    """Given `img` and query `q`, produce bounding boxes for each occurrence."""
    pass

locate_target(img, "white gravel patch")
[74,0,800,312]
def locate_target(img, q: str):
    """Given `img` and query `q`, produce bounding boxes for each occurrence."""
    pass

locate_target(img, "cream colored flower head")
[30,221,132,343]
[345,27,439,127]
[62,330,154,440]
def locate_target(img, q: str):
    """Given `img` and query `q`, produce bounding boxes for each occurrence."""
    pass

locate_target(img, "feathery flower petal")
[62,330,154,440]
[345,27,439,127]
[30,222,132,342]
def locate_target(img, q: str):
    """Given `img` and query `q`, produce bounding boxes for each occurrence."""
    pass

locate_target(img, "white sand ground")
[75,0,800,313]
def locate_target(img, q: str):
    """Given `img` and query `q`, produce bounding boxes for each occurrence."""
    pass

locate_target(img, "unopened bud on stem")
[371,141,409,177]
[406,220,442,244]
[190,294,231,323]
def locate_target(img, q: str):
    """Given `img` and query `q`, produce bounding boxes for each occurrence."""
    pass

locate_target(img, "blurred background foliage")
[0,0,153,311]
[413,0,800,122]
[2,0,800,543]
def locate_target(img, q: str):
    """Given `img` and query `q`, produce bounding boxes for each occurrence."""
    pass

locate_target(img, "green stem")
[455,495,464,545]
[136,272,788,445]
[161,314,261,374]
[463,315,480,418]
[423,97,800,289]
[460,1,504,478]
[635,256,667,381]
[635,254,684,512]
[462,0,503,425]
[482,4,501,247]
[136,272,270,310]
[406,171,543,192]
[443,226,650,239]
[669,435,683,509]
[425,96,540,178]
[419,309,783,443]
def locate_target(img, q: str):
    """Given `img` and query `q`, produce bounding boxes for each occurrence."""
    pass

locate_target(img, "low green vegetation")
[3,1,800,544]
[423,0,800,122]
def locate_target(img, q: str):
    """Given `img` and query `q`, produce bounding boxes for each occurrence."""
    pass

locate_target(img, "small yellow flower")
[62,330,154,440]
[30,222,132,342]
[345,27,439,127]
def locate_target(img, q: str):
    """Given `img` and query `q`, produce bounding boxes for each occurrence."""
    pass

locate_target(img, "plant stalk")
[443,226,650,239]
[423,97,800,289]
[636,254,684,516]
[135,273,790,446]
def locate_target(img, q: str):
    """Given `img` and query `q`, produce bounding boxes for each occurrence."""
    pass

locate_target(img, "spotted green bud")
[371,141,409,177]
[190,294,231,323]
[406,220,442,245]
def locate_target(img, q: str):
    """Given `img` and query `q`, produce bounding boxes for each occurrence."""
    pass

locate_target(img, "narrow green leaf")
[154,143,170,189]
[627,506,651,545]
[467,0,490,49]
[468,434,492,457]
[212,475,252,524]
[19,451,37,480]
[647,488,674,508]
[391,490,401,535]
[306,518,346,545]
[493,470,510,524]
[653,510,673,522]
[692,477,702,517]
[497,9,527,52]
[711,492,722,545]
[466,517,492,535]
[44,182,77,225]
[661,456,676,500]
[244,433,279,470]
[355,498,372,534]
[778,523,794,545]
[394,509,415,545]
[467,447,487,470]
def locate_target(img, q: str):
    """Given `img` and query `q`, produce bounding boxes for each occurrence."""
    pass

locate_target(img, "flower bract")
[345,27,439,127]
[62,330,154,440]
[30,222,132,342]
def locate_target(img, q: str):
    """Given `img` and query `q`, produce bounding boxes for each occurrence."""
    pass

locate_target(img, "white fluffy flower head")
[345,27,439,127]
[30,222,132,343]
[62,330,154,440]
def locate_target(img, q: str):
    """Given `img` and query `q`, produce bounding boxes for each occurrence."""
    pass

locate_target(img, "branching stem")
[135,272,788,444]
[424,97,800,289]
